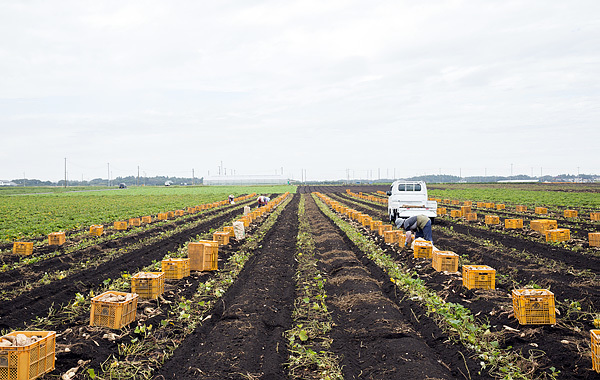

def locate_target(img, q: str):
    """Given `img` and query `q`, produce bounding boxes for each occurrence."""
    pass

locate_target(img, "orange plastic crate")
[161,258,190,280]
[592,330,600,372]
[530,219,558,233]
[48,232,65,246]
[90,291,138,329]
[188,241,218,271]
[564,209,578,218]
[223,226,235,237]
[89,225,104,237]
[187,207,196,214]
[174,210,184,217]
[141,216,152,224]
[157,213,168,220]
[432,251,459,272]
[476,202,486,208]
[378,224,393,236]
[512,289,556,325]
[484,202,495,209]
[535,207,548,215]
[131,272,165,300]
[545,228,570,242]
[114,221,128,231]
[13,242,33,255]
[370,220,382,232]
[505,219,523,229]
[461,206,471,215]
[167,211,175,218]
[437,207,447,215]
[496,204,505,210]
[451,200,460,205]
[129,218,141,227]
[413,240,433,259]
[463,201,472,206]
[361,216,372,227]
[443,199,452,204]
[465,212,477,221]
[0,331,56,380]
[515,205,527,212]
[462,265,495,289]
[590,233,600,247]
[484,215,499,225]
[591,212,600,221]
[213,231,230,246]
[384,230,405,245]
[450,210,462,218]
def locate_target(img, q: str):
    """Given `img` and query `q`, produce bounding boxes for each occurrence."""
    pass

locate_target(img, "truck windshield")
[398,183,422,191]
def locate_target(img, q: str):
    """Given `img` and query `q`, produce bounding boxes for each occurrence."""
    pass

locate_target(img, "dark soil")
[154,193,300,380]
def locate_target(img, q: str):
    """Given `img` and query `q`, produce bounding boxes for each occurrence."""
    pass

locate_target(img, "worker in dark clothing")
[395,215,433,246]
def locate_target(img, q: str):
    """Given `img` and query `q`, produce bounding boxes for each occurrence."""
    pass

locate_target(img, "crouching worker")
[395,215,433,246]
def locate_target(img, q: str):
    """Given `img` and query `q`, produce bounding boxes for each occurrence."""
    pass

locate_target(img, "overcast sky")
[1,1,599,182]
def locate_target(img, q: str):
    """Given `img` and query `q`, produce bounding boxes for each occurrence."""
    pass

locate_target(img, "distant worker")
[257,195,271,207]
[395,215,433,246]
[228,194,235,204]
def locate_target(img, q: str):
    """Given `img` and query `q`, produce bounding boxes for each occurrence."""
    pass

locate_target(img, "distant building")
[203,175,289,186]
[0,180,17,186]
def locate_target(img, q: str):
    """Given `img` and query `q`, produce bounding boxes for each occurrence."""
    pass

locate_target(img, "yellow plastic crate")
[450,210,462,218]
[141,216,152,224]
[370,220,382,232]
[188,241,218,271]
[465,212,477,222]
[432,250,459,272]
[545,228,570,242]
[161,258,190,280]
[451,200,460,205]
[131,272,165,300]
[90,291,138,329]
[484,215,499,225]
[530,219,558,233]
[512,289,556,325]
[167,211,175,218]
[590,233,600,247]
[223,226,235,237]
[463,201,472,206]
[361,216,372,227]
[476,202,486,208]
[378,224,393,236]
[505,219,523,229]
[413,240,433,259]
[437,207,447,215]
[187,207,196,214]
[213,231,230,246]
[129,218,141,227]
[157,213,168,220]
[564,209,578,218]
[591,212,600,221]
[384,230,404,244]
[48,232,65,246]
[535,207,548,215]
[0,331,56,380]
[462,265,495,289]
[88,225,103,237]
[444,199,452,204]
[13,242,33,255]
[515,205,527,212]
[461,206,471,216]
[114,221,128,231]
[591,330,600,372]
[496,204,505,210]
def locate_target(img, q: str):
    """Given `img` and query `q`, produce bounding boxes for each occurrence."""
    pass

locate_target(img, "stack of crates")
[161,258,190,280]
[90,225,104,236]
[90,291,138,328]
[13,242,34,255]
[516,205,527,212]
[213,231,230,246]
[437,207,447,215]
[512,289,556,325]
[591,330,600,373]
[530,219,558,233]
[189,241,218,271]
[0,331,56,380]
[545,229,570,242]
[432,251,459,272]
[413,240,433,259]
[590,233,600,247]
[48,232,66,246]
[462,265,495,289]
[131,272,165,299]
[450,210,462,218]
[564,209,578,218]
[505,219,524,229]
[484,215,500,225]
[535,207,548,215]
[466,212,478,221]
[129,218,141,227]
[114,221,128,231]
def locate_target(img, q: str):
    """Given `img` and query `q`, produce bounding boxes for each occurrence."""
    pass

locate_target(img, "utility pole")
[64,158,67,187]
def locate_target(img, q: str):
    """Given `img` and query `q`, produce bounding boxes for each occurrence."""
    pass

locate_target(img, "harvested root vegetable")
[0,334,41,347]
[97,293,135,303]
[136,272,161,278]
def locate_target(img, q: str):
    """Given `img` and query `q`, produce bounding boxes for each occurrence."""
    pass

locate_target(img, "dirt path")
[304,194,471,380]
[154,194,300,380]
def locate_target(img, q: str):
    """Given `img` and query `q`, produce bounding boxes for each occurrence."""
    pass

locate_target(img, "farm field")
[2,183,600,379]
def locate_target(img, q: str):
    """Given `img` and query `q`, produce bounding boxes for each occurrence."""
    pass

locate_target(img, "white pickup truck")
[386,180,438,223]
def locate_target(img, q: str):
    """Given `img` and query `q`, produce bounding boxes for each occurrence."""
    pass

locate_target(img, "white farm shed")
[203,175,288,186]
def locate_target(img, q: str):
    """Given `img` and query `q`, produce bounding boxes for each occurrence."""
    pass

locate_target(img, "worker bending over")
[395,215,433,246]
